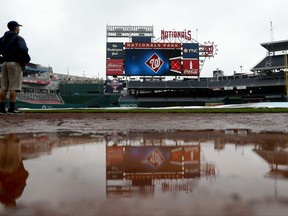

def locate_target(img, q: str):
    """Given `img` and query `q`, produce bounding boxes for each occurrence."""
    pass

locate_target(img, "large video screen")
[125,49,182,76]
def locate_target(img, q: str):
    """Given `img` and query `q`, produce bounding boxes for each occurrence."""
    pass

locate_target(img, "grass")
[22,107,288,113]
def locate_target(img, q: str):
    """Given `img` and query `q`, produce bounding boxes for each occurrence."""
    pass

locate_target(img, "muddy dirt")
[1,112,288,134]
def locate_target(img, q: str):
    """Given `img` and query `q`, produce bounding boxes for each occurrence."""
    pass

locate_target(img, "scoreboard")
[106,42,201,77]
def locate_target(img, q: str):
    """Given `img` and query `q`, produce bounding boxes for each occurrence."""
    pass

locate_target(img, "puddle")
[0,130,288,216]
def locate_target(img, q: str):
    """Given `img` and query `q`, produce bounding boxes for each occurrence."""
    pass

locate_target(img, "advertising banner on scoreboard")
[182,59,199,76]
[182,43,200,76]
[107,42,124,59]
[106,59,123,76]
[182,43,199,58]
[125,49,182,76]
[125,42,181,49]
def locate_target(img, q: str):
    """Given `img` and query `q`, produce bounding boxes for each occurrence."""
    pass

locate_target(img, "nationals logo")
[145,148,165,169]
[145,53,164,73]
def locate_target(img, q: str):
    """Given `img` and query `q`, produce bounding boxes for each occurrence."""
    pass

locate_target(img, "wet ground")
[0,113,288,216]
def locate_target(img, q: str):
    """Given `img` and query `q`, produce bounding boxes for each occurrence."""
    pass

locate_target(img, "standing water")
[0,130,287,216]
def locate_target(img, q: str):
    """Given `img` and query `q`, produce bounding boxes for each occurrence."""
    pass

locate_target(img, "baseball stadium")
[1,25,288,109]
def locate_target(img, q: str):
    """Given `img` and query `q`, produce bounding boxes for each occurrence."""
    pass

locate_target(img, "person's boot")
[0,102,7,114]
[7,102,22,114]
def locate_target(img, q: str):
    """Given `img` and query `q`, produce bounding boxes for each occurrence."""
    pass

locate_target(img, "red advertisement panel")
[183,59,200,76]
[106,59,123,76]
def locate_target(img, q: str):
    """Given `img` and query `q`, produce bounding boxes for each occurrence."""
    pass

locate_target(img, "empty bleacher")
[253,77,282,86]
[127,81,142,88]
[141,81,167,89]
[18,92,62,104]
[166,81,191,88]
[252,55,286,71]
[188,80,208,88]
[127,75,285,91]
[226,78,255,87]
[208,80,230,88]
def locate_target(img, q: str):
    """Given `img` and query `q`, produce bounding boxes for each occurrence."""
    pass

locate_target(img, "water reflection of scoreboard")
[106,145,201,180]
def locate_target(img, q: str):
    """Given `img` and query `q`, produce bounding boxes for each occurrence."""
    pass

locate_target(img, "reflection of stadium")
[1,130,287,202]
[252,134,288,199]
[105,129,288,198]
[18,132,101,159]
[253,143,288,179]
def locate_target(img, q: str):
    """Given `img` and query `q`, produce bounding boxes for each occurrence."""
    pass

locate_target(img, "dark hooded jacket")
[0,31,31,67]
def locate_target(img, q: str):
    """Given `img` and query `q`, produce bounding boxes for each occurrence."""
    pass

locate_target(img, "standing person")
[0,21,30,114]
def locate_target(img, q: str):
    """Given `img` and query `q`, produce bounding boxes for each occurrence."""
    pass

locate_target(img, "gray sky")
[1,0,287,78]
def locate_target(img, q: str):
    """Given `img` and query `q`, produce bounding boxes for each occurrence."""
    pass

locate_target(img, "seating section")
[226,78,255,87]
[253,77,281,86]
[127,81,142,88]
[18,92,62,104]
[166,81,191,88]
[252,55,286,71]
[141,81,167,88]
[189,80,208,88]
[127,76,285,90]
[208,80,230,88]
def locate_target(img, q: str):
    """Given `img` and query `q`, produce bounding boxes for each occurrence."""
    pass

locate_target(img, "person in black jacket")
[0,21,31,114]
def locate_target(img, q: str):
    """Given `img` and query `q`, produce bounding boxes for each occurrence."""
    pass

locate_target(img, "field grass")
[22,107,288,113]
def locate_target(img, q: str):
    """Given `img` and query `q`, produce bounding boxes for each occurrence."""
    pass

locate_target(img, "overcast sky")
[1,0,287,78]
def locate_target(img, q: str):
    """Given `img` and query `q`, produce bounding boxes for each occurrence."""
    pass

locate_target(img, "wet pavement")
[1,113,288,215]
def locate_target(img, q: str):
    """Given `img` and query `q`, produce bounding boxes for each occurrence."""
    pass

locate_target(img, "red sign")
[106,59,123,76]
[161,29,192,41]
[125,42,181,49]
[183,59,199,76]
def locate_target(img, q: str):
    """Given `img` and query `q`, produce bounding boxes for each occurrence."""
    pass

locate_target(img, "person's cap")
[7,21,22,30]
